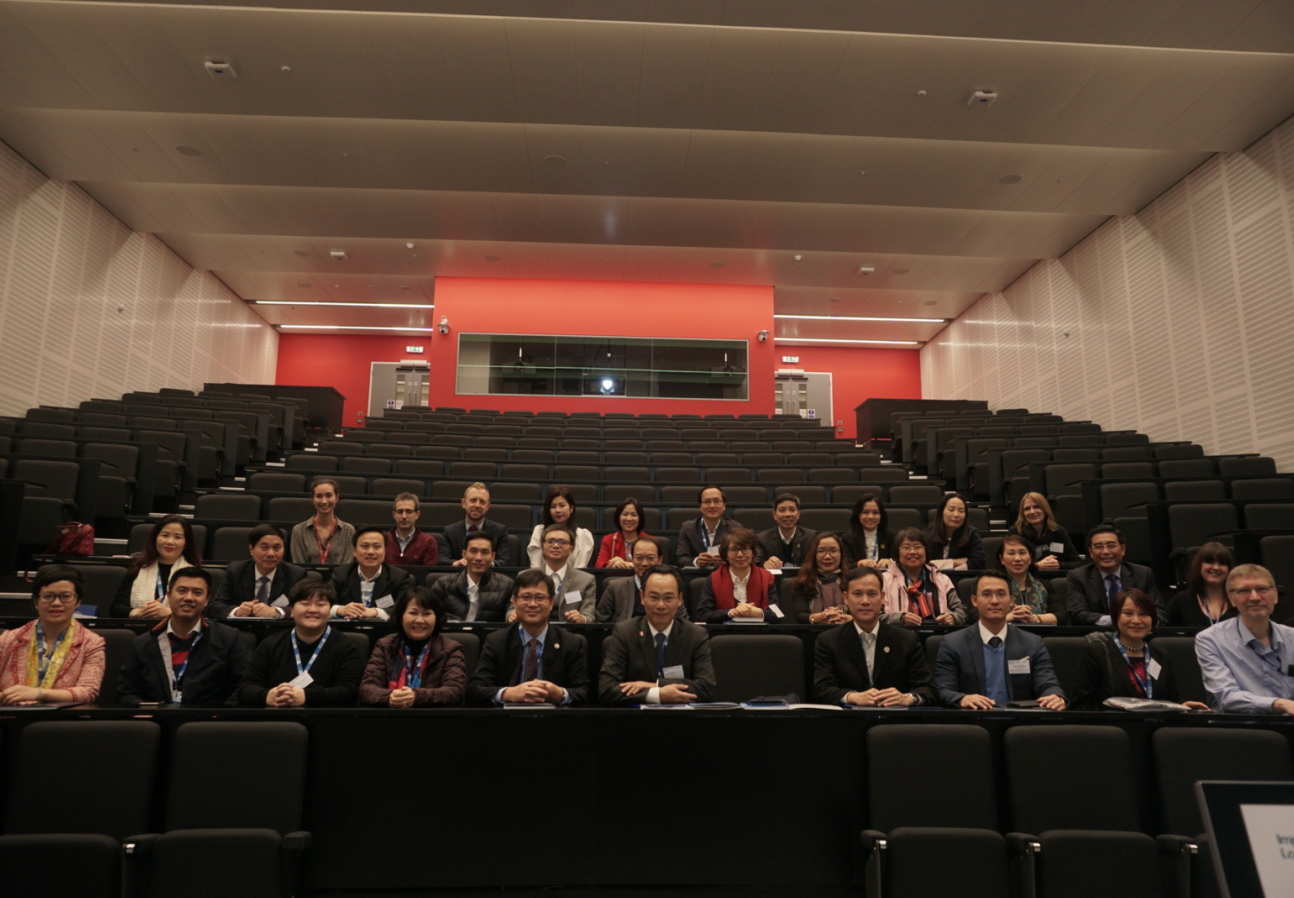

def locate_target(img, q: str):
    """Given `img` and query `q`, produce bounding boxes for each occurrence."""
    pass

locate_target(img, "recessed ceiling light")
[775,337,922,346]
[792,254,803,262]
[256,301,435,309]
[280,64,292,73]
[542,154,567,169]
[405,242,415,249]
[999,174,1022,184]
[857,265,876,275]
[774,314,947,324]
[175,145,203,157]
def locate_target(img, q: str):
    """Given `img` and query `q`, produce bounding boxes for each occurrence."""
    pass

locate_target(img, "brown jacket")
[358,633,466,706]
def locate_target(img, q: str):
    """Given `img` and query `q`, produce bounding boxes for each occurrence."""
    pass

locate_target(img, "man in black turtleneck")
[238,579,365,707]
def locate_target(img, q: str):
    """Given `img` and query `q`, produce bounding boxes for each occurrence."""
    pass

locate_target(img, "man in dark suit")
[329,526,413,622]
[935,571,1067,710]
[756,492,817,570]
[599,565,716,705]
[467,569,589,705]
[1066,523,1163,626]
[814,567,934,706]
[676,486,745,569]
[443,482,509,565]
[596,537,688,623]
[120,567,250,706]
[209,524,306,619]
[429,532,515,621]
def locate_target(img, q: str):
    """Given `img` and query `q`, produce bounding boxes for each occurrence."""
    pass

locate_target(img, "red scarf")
[709,564,774,610]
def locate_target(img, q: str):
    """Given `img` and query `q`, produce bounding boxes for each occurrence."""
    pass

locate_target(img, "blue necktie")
[1105,574,1121,615]
[654,632,668,679]
[984,636,1009,707]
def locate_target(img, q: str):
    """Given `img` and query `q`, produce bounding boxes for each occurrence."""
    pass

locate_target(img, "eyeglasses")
[543,538,572,547]
[514,592,551,604]
[1229,585,1275,596]
[816,547,840,555]
[37,592,76,605]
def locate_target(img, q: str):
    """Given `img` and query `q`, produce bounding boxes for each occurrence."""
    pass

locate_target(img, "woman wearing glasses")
[0,565,106,705]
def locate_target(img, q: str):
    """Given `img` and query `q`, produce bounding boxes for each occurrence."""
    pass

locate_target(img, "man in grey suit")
[1066,523,1163,626]
[599,565,716,705]
[596,537,688,623]
[935,571,1067,710]
[530,523,595,624]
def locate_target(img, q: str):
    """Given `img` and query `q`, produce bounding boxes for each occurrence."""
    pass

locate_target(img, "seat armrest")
[1156,834,1198,898]
[1006,832,1041,856]
[123,833,158,859]
[281,830,312,895]
[1006,833,1040,898]
[859,828,887,854]
[123,833,159,898]
[1156,834,1197,855]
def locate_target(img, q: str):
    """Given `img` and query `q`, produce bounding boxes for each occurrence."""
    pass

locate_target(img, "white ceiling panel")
[1,0,1291,333]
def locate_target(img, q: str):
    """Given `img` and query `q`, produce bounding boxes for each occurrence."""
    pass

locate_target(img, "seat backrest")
[1040,636,1090,701]
[166,722,307,832]
[442,631,481,676]
[286,453,338,473]
[337,498,395,527]
[127,522,207,557]
[797,507,850,533]
[210,526,255,562]
[17,437,77,459]
[1163,480,1226,502]
[1101,462,1155,480]
[81,442,138,476]
[1230,478,1294,502]
[1005,725,1142,832]
[1168,503,1239,550]
[1044,463,1096,497]
[707,634,804,702]
[4,721,159,837]
[1153,728,1293,836]
[1219,456,1277,478]
[888,484,945,506]
[1260,536,1294,598]
[66,565,129,615]
[867,724,998,831]
[343,456,392,476]
[1147,636,1207,705]
[266,496,316,523]
[194,493,262,521]
[246,471,306,493]
[1100,482,1160,519]
[97,627,139,700]
[1158,458,1216,480]
[1244,503,1294,531]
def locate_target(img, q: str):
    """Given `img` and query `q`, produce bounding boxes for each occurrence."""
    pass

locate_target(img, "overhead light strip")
[278,325,438,332]
[774,337,922,346]
[254,301,435,309]
[773,313,947,324]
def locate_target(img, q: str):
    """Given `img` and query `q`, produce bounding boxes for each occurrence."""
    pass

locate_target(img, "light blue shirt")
[1196,616,1294,713]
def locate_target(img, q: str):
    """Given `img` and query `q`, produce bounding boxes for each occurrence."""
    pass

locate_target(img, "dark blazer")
[329,563,413,612]
[1070,632,1194,710]
[925,527,986,570]
[675,517,746,567]
[1166,589,1237,629]
[934,624,1064,707]
[238,627,365,706]
[1066,562,1162,626]
[755,527,817,567]
[428,569,514,621]
[843,530,894,566]
[813,620,935,705]
[442,519,509,561]
[598,617,716,705]
[1013,524,1079,565]
[468,625,590,705]
[694,572,780,623]
[596,576,688,623]
[357,633,465,706]
[118,620,250,706]
[209,560,307,619]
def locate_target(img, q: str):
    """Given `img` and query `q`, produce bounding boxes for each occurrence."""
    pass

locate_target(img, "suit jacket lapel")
[638,623,658,678]
[144,632,171,699]
[542,628,562,679]
[967,629,987,695]
[843,624,871,689]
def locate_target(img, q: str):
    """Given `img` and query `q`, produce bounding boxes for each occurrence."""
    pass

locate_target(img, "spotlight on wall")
[757,329,769,343]
[437,316,450,335]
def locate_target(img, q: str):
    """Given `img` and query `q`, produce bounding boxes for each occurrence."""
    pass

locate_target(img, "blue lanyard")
[290,627,331,677]
[168,630,203,697]
[34,621,68,682]
[403,640,432,689]
[1113,637,1152,699]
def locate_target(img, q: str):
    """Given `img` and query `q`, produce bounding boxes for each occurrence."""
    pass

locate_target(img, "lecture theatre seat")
[708,634,804,702]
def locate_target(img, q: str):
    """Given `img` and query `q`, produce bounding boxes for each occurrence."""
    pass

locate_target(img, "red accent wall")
[426,278,777,416]
[776,345,923,440]
[275,334,415,427]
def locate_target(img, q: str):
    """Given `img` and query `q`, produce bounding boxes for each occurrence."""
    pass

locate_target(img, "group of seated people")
[3,547,1291,714]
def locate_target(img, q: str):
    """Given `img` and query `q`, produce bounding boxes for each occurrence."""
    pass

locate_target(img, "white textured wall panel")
[0,140,276,415]
[922,115,1294,471]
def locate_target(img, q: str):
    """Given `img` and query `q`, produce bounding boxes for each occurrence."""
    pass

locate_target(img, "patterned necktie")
[1105,574,1120,614]
[654,632,668,678]
[256,576,270,604]
[522,637,540,682]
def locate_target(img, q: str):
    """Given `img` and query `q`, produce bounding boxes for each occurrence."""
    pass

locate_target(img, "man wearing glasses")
[1065,523,1163,626]
[467,569,589,705]
[528,524,595,624]
[1196,564,1294,714]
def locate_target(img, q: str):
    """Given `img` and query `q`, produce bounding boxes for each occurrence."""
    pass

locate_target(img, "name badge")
[662,664,685,680]
[1147,658,1162,680]
[1049,542,1065,554]
[172,690,182,704]
[376,594,395,610]
[768,603,785,619]
[288,671,314,689]
[564,591,583,605]
[272,595,289,609]
[1007,657,1031,676]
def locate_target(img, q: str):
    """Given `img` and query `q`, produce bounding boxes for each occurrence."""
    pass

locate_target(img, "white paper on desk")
[502,702,556,709]
[288,672,314,689]
[787,703,845,711]
[1240,803,1294,896]
[662,664,685,680]
[727,618,767,625]
[564,591,582,605]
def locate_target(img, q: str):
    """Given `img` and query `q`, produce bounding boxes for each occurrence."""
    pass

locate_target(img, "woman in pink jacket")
[881,528,966,628]
[0,565,106,705]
